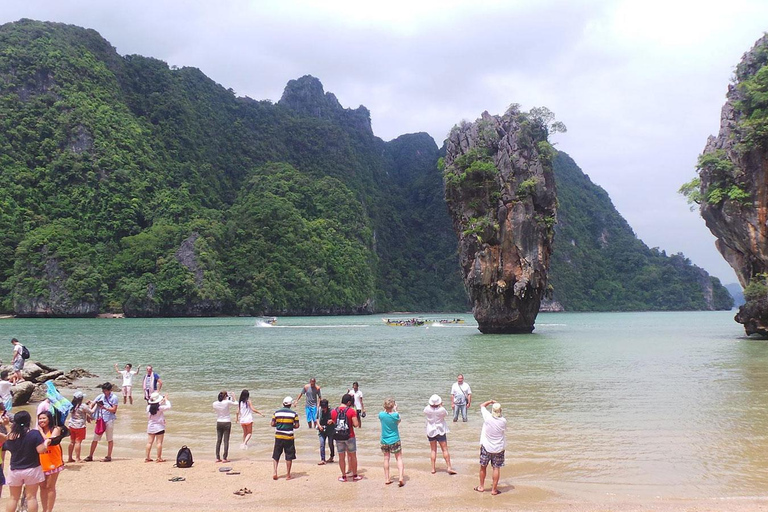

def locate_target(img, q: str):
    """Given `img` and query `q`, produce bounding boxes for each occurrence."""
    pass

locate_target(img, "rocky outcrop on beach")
[0,361,97,405]
[694,34,768,335]
[443,107,558,333]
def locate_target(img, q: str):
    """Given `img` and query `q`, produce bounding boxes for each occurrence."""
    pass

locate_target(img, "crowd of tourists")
[0,336,509,511]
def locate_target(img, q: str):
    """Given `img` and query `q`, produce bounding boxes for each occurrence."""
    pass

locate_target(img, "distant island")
[0,19,732,318]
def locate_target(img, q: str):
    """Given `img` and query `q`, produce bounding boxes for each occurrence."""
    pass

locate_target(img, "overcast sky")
[3,0,767,284]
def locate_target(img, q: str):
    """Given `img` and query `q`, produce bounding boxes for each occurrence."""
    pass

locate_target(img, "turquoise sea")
[1,311,766,500]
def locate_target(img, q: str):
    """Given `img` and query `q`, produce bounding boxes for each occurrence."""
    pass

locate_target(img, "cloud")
[3,0,768,282]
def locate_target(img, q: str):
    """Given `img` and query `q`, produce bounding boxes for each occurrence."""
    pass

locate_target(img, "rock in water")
[443,107,558,333]
[695,35,768,335]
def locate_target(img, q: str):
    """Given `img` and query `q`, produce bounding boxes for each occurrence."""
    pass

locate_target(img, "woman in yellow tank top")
[37,411,64,512]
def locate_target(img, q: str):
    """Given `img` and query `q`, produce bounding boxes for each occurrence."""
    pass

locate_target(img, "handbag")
[94,417,106,435]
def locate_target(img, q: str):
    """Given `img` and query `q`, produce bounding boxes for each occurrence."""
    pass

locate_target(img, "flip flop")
[101,457,112,462]
[491,490,501,495]
[169,476,186,482]
[352,475,363,481]
[399,480,405,487]
[474,486,484,493]
[243,488,252,494]
[338,476,347,482]
[273,475,278,480]
[317,461,326,465]
[219,467,233,472]
[227,471,241,475]
[448,469,457,475]
[144,458,153,462]
[156,458,166,463]
[233,489,245,496]
[385,480,392,485]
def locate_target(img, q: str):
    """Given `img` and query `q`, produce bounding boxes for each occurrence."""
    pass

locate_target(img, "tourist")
[316,398,334,465]
[271,396,299,480]
[213,390,236,463]
[2,411,47,512]
[236,389,264,449]
[84,382,119,462]
[115,363,140,405]
[145,392,171,463]
[379,398,404,487]
[332,393,362,482]
[450,374,472,422]
[0,403,6,498]
[348,382,365,427]
[142,366,162,402]
[0,370,13,413]
[9,338,25,384]
[295,377,322,428]
[66,391,92,463]
[424,394,456,475]
[475,400,507,495]
[37,410,64,512]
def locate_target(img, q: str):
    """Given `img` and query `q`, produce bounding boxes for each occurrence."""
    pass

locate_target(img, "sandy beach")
[47,449,768,512]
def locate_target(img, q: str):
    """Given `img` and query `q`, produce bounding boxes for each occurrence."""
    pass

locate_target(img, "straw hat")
[283,396,293,406]
[148,392,163,404]
[491,402,502,418]
[428,394,442,406]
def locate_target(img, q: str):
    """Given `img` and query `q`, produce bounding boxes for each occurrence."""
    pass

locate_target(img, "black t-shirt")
[5,430,44,470]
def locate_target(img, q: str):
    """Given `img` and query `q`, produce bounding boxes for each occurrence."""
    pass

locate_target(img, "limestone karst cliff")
[694,34,768,335]
[443,107,558,333]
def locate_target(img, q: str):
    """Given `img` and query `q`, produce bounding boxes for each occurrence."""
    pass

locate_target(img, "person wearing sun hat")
[270,396,300,480]
[475,399,507,495]
[66,390,93,463]
[424,394,456,475]
[145,391,171,463]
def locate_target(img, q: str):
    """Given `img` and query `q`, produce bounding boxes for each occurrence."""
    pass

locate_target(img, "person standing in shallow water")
[115,363,140,405]
[84,382,119,462]
[295,378,321,428]
[475,400,507,495]
[237,389,264,450]
[451,374,472,422]
[212,391,236,463]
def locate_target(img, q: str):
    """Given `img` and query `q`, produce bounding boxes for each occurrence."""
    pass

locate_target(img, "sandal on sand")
[474,486,484,493]
[352,475,363,482]
[448,469,457,475]
[169,476,186,482]
[318,461,326,465]
[399,480,405,487]
[273,475,278,480]
[227,471,241,475]
[66,458,75,463]
[219,467,233,472]
[385,481,392,485]
[101,457,112,462]
[327,458,334,463]
[234,489,246,496]
[338,476,347,482]
[156,458,166,463]
[491,490,501,495]
[83,456,93,462]
[243,488,252,494]
[145,458,153,462]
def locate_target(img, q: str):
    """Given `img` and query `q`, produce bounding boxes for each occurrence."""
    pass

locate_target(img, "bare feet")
[399,480,405,487]
[431,469,436,474]
[491,489,501,495]
[385,480,392,485]
[318,461,325,465]
[216,459,222,463]
[286,475,292,480]
[67,458,75,463]
[222,459,230,463]
[448,469,457,475]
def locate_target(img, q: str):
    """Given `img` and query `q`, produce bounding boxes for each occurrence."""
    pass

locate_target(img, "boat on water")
[382,318,425,327]
[256,317,277,327]
[432,318,465,324]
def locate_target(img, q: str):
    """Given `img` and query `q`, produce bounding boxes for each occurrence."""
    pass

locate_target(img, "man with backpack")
[9,338,28,384]
[330,393,361,482]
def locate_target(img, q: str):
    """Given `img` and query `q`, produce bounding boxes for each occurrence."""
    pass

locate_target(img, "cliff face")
[443,108,557,333]
[697,35,768,335]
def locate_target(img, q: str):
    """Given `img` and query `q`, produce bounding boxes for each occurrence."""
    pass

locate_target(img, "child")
[379,398,404,486]
[66,391,92,463]
[115,363,140,405]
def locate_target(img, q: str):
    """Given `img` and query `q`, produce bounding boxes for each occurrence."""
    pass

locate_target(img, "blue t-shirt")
[379,411,401,444]
[5,430,44,470]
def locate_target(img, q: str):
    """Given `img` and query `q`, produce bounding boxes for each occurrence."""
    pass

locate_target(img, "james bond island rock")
[685,34,768,335]
[443,106,560,333]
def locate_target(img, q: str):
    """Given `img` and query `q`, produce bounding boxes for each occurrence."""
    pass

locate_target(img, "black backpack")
[20,345,30,359]
[175,445,193,468]
[334,407,350,441]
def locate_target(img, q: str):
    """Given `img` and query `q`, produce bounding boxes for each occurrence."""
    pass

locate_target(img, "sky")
[3,0,767,284]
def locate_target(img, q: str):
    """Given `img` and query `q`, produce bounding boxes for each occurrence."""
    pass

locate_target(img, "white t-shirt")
[239,401,253,424]
[480,407,507,453]
[12,344,22,362]
[451,382,471,405]
[120,369,138,387]
[423,405,450,437]
[0,380,12,400]
[352,389,363,410]
[147,401,171,434]
[213,399,236,422]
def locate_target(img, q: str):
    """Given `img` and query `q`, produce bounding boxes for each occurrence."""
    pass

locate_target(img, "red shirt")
[331,406,356,439]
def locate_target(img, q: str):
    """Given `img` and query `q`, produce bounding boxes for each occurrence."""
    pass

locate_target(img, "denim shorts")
[428,433,447,443]
[335,437,357,453]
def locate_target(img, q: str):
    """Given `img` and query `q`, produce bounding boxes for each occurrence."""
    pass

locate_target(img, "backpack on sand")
[334,407,351,441]
[175,445,193,468]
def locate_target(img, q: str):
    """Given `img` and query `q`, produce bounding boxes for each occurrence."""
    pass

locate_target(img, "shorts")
[305,406,318,424]
[428,433,447,443]
[43,465,64,477]
[335,437,357,454]
[6,466,44,486]
[272,438,296,461]
[148,430,165,436]
[13,359,24,371]
[69,427,86,442]
[122,386,132,396]
[380,440,402,454]
[479,446,505,468]
[93,420,115,442]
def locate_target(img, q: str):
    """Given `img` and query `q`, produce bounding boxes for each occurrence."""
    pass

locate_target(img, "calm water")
[1,311,766,499]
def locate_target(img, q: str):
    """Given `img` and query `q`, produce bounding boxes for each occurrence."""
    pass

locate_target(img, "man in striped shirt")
[271,396,300,480]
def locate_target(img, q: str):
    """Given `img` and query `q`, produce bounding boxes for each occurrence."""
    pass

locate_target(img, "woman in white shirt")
[145,392,171,462]
[236,389,264,450]
[423,394,456,475]
[212,391,237,463]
